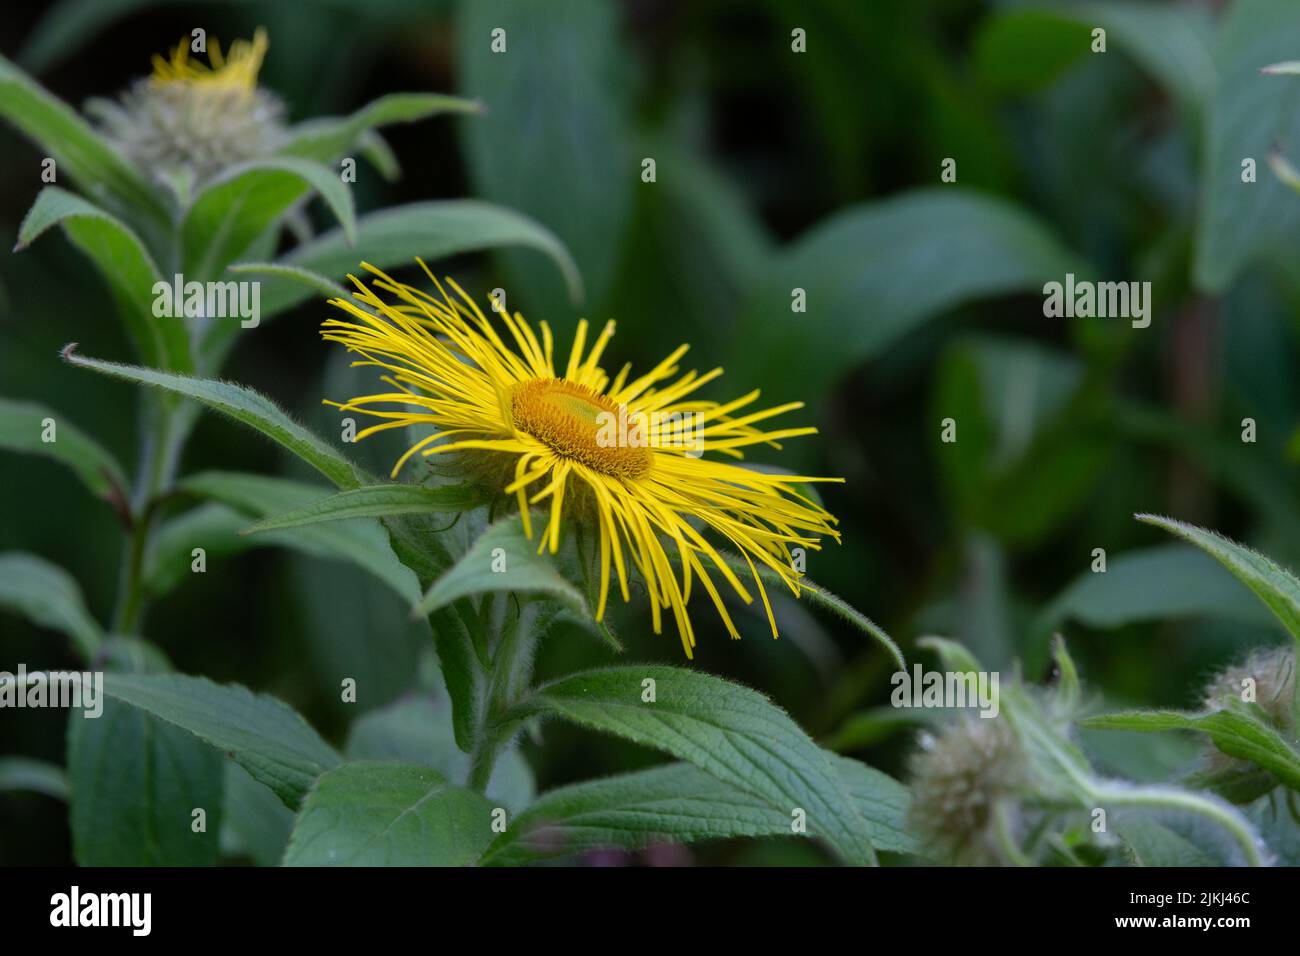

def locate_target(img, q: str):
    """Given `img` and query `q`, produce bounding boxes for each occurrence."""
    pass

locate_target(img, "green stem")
[113,513,153,633]
[466,727,505,793]
[993,801,1033,867]
[466,595,531,793]
[1090,781,1266,867]
[112,395,186,633]
[1006,691,1266,866]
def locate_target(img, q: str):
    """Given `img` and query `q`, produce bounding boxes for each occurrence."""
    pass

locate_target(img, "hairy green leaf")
[482,755,911,865]
[67,637,224,865]
[18,188,191,371]
[228,199,582,322]
[62,350,366,490]
[282,761,496,866]
[1083,707,1300,793]
[278,92,480,164]
[100,671,342,808]
[515,665,878,865]
[180,470,421,606]
[226,262,347,302]
[0,54,167,229]
[414,513,586,618]
[1137,515,1300,664]
[182,156,357,280]
[243,483,489,534]
[346,695,534,814]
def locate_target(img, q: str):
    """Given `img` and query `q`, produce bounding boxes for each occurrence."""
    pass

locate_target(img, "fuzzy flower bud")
[1201,645,1296,780]
[86,29,284,185]
[907,716,1029,865]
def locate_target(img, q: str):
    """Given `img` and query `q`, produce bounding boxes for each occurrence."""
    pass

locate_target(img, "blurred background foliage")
[4,0,1300,864]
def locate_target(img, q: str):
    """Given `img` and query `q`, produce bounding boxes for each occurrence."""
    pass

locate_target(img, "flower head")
[322,261,841,656]
[88,29,284,184]
[1203,646,1296,729]
[907,716,1028,864]
[1201,646,1296,780]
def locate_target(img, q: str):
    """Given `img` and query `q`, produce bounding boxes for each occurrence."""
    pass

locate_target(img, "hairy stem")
[993,801,1033,867]
[1007,691,1266,866]
[1091,782,1266,867]
[112,395,186,633]
[466,595,531,792]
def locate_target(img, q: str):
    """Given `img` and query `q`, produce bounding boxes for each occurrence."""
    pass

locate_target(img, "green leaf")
[717,550,903,670]
[458,0,631,311]
[974,8,1092,95]
[18,188,191,371]
[414,512,587,618]
[826,754,914,855]
[1082,707,1300,793]
[69,703,224,865]
[226,262,347,302]
[99,671,342,809]
[243,483,489,535]
[0,397,126,501]
[515,665,878,865]
[0,54,167,230]
[1194,0,1300,293]
[345,695,534,814]
[62,349,366,490]
[0,757,68,800]
[0,552,102,660]
[67,638,224,866]
[483,756,913,865]
[144,502,275,597]
[182,156,357,280]
[1136,514,1300,653]
[148,499,419,602]
[278,92,481,164]
[974,2,1213,108]
[1248,796,1300,865]
[1114,815,1222,867]
[356,129,401,181]
[282,762,496,866]
[227,199,582,323]
[179,470,421,606]
[288,555,434,724]
[1036,544,1272,637]
[57,354,484,757]
[220,762,294,867]
[916,635,985,676]
[732,189,1079,403]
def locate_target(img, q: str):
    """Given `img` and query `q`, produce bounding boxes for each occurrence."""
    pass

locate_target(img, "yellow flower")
[322,262,842,657]
[150,29,270,94]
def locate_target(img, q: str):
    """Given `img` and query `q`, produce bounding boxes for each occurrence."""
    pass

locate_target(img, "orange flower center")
[510,379,652,479]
